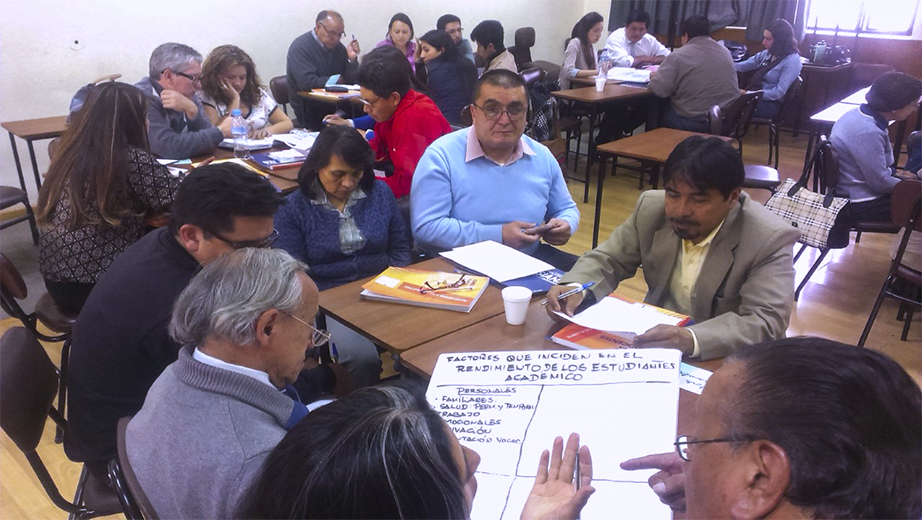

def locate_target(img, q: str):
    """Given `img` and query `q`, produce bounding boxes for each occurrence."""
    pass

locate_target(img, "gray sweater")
[126,346,302,519]
[135,77,223,159]
[648,36,740,118]
[830,105,898,201]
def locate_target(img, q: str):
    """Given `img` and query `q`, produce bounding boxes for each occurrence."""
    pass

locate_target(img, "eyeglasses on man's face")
[207,228,279,249]
[318,21,346,40]
[359,95,382,107]
[168,69,202,85]
[282,311,332,347]
[473,102,526,121]
[673,434,755,461]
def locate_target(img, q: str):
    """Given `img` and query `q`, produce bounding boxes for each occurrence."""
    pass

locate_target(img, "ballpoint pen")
[541,281,595,306]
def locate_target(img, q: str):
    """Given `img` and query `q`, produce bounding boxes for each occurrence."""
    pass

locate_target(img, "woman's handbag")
[764,176,848,249]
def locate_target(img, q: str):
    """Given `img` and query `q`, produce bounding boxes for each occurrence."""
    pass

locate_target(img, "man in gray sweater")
[126,248,331,519]
[136,43,232,159]
[287,10,361,129]
[648,15,740,133]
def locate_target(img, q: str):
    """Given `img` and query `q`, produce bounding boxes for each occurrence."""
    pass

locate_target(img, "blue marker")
[541,281,595,306]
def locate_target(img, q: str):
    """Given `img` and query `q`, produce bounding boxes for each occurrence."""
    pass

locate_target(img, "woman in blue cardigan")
[275,125,412,386]
[275,125,412,290]
[735,19,803,119]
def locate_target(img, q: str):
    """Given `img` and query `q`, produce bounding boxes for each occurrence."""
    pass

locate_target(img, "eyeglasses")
[674,434,754,461]
[359,95,381,107]
[206,228,279,249]
[169,69,202,84]
[472,103,526,121]
[318,22,346,39]
[420,274,476,294]
[282,312,332,347]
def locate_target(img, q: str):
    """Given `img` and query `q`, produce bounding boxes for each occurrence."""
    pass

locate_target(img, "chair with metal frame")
[720,90,763,155]
[269,76,298,128]
[108,416,158,520]
[791,136,899,300]
[707,105,780,193]
[0,253,79,441]
[1,184,40,245]
[752,76,803,169]
[0,327,122,520]
[857,179,922,346]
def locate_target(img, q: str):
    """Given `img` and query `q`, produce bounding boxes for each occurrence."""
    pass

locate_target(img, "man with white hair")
[135,42,233,158]
[126,248,328,519]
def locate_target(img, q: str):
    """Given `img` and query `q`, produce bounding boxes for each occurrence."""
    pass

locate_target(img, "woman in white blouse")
[199,45,293,139]
[559,12,604,90]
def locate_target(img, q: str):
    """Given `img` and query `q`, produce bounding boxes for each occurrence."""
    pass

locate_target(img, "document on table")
[273,132,318,154]
[607,67,652,83]
[440,240,554,282]
[219,137,275,150]
[427,349,681,520]
[554,296,686,337]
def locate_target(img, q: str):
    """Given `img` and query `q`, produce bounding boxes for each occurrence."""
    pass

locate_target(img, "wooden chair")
[792,136,899,300]
[858,179,922,346]
[0,327,122,519]
[108,417,158,520]
[752,76,803,169]
[269,76,298,127]
[0,253,79,440]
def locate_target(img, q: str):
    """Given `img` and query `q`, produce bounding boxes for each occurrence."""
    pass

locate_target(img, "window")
[806,0,919,36]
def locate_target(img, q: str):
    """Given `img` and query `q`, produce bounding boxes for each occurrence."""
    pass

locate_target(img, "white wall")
[0,0,585,198]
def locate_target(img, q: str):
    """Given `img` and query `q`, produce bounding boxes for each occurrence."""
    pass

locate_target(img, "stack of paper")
[440,241,554,283]
[607,67,652,83]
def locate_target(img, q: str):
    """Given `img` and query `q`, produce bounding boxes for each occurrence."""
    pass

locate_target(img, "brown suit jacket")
[560,191,799,360]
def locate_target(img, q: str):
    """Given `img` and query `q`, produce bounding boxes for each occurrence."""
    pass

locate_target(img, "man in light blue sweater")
[126,249,344,519]
[411,70,579,267]
[831,72,921,222]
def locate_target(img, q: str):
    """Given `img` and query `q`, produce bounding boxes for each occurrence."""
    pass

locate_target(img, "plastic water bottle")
[231,109,248,158]
[813,40,826,64]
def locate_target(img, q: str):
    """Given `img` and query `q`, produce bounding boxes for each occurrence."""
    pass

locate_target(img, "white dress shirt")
[602,28,670,68]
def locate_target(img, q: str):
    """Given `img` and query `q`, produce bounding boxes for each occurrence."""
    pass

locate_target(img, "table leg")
[585,105,597,188]
[593,154,609,248]
[26,139,42,190]
[804,129,816,188]
[651,163,661,190]
[8,132,29,193]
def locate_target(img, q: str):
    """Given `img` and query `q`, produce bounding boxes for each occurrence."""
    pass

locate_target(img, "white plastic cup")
[595,76,606,92]
[502,286,532,326]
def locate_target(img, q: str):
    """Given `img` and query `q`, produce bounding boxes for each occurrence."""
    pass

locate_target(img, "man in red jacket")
[358,46,451,199]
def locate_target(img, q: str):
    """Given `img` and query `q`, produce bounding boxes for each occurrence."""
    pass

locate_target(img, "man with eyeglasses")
[126,248,347,519]
[65,164,346,481]
[411,70,579,268]
[437,14,475,63]
[620,337,921,519]
[135,42,233,159]
[287,10,361,129]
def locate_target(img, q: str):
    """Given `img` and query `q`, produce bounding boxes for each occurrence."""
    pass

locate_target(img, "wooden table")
[1,115,68,191]
[318,257,506,355]
[591,129,732,247]
[552,85,654,202]
[195,146,299,194]
[298,89,364,120]
[401,299,722,435]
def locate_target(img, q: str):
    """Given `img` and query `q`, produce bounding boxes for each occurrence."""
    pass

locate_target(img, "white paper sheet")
[273,132,318,154]
[554,296,685,337]
[440,240,554,282]
[607,67,652,83]
[679,362,712,395]
[219,137,275,150]
[427,349,680,520]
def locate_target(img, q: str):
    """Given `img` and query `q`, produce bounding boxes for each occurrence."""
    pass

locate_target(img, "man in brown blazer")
[546,137,799,360]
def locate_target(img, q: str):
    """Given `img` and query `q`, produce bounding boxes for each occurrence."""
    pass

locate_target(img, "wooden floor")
[1,126,918,519]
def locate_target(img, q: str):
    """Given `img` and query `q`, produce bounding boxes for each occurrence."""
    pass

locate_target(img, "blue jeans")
[661,104,709,133]
[753,99,781,119]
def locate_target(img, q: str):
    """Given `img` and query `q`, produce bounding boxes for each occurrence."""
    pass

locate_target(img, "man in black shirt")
[64,164,339,478]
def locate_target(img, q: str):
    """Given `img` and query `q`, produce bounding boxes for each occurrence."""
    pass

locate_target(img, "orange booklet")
[360,267,489,313]
[550,293,691,350]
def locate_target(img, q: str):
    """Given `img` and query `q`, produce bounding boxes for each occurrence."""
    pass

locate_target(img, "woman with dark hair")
[274,124,411,289]
[559,12,604,90]
[36,82,182,313]
[376,13,418,72]
[735,19,803,118]
[415,30,477,125]
[274,124,411,387]
[199,45,293,139]
[239,382,594,519]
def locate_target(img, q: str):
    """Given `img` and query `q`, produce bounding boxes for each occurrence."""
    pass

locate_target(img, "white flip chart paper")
[426,349,681,520]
